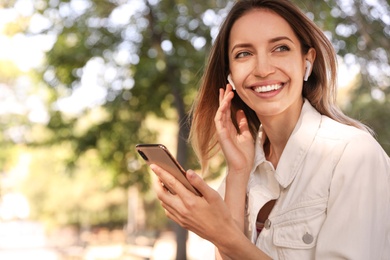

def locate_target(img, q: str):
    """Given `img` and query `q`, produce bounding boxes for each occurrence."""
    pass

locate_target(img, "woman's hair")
[189,0,371,171]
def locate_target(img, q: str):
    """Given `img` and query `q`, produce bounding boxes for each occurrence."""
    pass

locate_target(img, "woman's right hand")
[214,84,255,176]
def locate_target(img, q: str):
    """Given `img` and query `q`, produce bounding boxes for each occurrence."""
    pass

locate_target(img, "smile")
[253,83,283,93]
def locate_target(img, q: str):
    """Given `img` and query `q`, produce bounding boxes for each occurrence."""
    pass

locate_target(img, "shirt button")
[264,219,271,229]
[302,232,314,244]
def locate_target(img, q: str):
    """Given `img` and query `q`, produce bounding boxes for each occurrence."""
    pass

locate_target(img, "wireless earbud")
[227,74,236,90]
[304,60,312,81]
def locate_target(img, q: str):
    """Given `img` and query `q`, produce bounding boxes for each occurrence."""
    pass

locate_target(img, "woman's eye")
[236,51,251,58]
[275,45,290,52]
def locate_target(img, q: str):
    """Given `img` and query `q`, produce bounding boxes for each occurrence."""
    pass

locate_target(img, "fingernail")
[150,164,157,171]
[187,169,195,178]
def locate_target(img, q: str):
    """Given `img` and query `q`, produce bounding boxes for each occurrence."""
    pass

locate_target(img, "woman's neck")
[259,100,304,168]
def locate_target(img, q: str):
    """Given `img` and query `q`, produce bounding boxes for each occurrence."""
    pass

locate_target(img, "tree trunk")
[172,79,190,260]
[174,119,190,260]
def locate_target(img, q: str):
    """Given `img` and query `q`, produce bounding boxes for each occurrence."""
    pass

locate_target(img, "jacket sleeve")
[315,133,390,259]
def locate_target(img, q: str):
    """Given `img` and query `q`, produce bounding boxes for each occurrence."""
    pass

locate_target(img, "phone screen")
[136,144,201,196]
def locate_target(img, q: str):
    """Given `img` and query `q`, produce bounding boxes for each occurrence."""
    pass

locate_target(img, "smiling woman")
[149,0,390,259]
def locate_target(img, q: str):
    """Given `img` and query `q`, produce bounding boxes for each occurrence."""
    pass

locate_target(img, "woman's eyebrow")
[269,36,294,44]
[230,36,294,54]
[230,43,253,54]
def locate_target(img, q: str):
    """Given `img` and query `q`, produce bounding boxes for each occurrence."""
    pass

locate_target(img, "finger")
[160,182,169,192]
[153,175,168,193]
[226,82,234,93]
[215,89,234,128]
[151,164,194,198]
[165,209,180,224]
[155,178,187,221]
[219,84,233,103]
[160,200,182,224]
[236,110,250,135]
[186,169,220,202]
[219,87,225,105]
[218,89,232,124]
[218,87,234,109]
[161,202,178,221]
[154,177,172,202]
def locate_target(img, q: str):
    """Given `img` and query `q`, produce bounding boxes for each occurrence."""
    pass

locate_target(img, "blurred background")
[0,0,389,259]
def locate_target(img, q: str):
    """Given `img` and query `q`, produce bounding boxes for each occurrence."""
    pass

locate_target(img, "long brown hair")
[189,0,371,171]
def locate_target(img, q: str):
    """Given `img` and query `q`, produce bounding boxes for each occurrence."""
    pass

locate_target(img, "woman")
[151,0,390,259]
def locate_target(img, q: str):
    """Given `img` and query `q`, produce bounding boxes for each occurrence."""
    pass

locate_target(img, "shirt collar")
[254,99,322,188]
[252,126,267,171]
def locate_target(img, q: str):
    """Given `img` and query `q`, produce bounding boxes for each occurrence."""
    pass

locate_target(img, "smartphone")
[135,144,201,196]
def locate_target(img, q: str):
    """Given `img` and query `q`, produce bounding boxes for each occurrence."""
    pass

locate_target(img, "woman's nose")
[253,55,275,78]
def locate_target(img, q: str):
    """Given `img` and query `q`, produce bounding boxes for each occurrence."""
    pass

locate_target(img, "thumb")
[186,169,217,200]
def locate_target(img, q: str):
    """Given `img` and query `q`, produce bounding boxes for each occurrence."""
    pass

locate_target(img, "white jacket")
[218,100,390,259]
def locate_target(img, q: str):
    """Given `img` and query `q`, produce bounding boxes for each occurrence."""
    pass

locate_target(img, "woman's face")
[228,9,315,120]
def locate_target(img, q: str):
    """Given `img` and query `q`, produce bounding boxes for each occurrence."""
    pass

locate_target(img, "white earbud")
[304,60,312,81]
[227,74,236,90]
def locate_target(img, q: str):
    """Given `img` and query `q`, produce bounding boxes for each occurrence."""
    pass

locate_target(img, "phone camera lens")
[138,150,149,161]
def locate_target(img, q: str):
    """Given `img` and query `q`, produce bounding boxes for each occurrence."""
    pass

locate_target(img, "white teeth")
[254,84,282,93]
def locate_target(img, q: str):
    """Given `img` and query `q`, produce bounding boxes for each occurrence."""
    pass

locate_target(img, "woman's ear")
[227,74,236,90]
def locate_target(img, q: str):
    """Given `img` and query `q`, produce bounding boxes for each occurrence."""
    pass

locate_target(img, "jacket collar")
[253,99,322,188]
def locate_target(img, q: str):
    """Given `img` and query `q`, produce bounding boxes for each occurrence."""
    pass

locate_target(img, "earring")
[304,60,312,81]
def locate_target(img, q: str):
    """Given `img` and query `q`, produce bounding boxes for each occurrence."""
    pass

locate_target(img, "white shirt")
[218,100,390,259]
